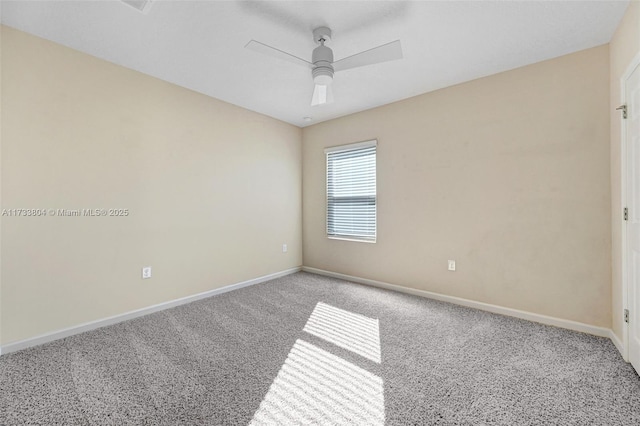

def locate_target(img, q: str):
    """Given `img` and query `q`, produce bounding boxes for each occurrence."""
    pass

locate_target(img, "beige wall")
[0,26,302,344]
[610,1,640,343]
[0,19,622,346]
[303,46,611,327]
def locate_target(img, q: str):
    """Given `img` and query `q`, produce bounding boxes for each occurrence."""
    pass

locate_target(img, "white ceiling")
[1,0,630,127]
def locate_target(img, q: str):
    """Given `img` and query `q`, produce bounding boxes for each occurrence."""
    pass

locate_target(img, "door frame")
[621,51,640,362]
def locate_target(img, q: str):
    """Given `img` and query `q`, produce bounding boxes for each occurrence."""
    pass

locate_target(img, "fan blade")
[333,40,402,72]
[311,84,334,106]
[245,40,313,69]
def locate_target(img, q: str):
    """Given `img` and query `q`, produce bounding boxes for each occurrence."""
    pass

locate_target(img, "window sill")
[327,236,376,244]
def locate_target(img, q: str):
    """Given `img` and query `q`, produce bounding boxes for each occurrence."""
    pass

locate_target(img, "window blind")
[326,141,377,242]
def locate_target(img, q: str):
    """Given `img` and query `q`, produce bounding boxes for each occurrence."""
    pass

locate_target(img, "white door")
[626,62,640,374]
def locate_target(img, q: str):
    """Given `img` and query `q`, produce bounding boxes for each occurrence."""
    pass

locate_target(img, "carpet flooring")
[1,272,639,425]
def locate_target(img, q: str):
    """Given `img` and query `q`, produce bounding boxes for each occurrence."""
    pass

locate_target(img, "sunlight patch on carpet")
[303,302,381,363]
[249,339,384,425]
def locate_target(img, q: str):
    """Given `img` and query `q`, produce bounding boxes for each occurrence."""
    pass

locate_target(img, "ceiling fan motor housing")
[312,44,334,85]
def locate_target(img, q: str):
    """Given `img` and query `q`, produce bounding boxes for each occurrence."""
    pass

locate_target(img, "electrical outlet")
[448,260,456,271]
[142,266,152,279]
[282,244,288,253]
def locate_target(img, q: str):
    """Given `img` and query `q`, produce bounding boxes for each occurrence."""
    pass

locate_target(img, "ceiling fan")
[245,27,403,106]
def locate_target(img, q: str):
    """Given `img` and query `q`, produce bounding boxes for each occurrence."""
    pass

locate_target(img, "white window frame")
[325,140,377,243]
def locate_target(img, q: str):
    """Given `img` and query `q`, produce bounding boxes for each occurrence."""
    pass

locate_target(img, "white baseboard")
[609,329,626,361]
[0,266,301,356]
[302,266,612,339]
[3,266,624,360]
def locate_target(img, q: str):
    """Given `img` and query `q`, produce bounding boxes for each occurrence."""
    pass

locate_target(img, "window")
[326,140,377,242]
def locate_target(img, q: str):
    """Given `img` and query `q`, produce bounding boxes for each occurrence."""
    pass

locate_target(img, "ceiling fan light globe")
[311,84,334,106]
[313,74,333,85]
